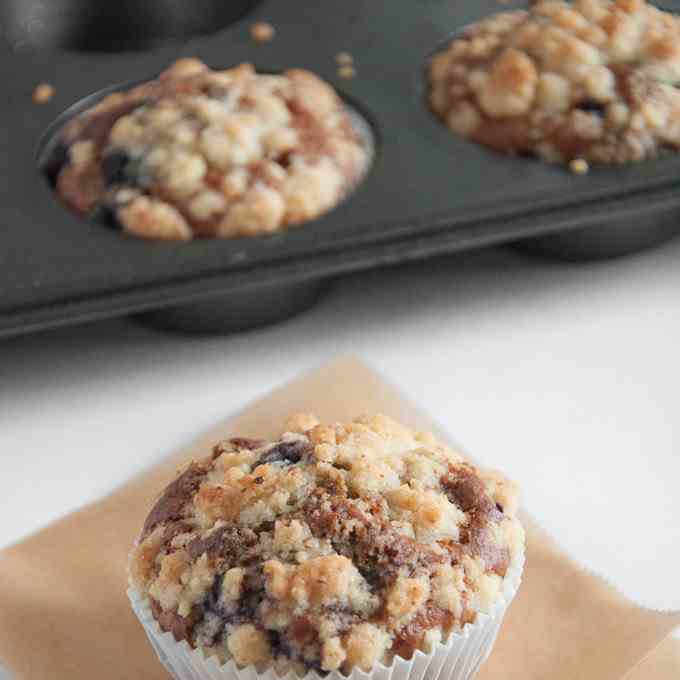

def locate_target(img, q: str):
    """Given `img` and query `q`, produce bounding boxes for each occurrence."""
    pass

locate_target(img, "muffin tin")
[1,0,680,337]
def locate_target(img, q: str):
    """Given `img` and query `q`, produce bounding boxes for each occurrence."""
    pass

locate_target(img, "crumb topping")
[130,414,524,675]
[33,83,55,104]
[54,59,368,240]
[338,65,357,80]
[250,22,276,43]
[428,0,680,165]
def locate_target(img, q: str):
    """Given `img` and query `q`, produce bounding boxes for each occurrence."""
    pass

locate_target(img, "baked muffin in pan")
[429,0,680,169]
[54,59,369,240]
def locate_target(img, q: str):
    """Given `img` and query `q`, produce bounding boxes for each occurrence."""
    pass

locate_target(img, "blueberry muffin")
[129,415,524,676]
[428,0,680,167]
[53,59,368,240]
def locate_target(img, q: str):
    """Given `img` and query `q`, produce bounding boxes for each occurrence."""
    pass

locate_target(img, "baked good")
[428,0,680,167]
[129,414,524,675]
[53,59,368,240]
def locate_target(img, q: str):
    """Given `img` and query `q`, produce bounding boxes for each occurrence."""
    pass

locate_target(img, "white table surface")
[1,239,679,625]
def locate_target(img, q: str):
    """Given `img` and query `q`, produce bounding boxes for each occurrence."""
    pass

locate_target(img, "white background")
[1,239,679,620]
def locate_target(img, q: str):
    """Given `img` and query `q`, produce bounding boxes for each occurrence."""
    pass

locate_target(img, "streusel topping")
[428,0,680,165]
[54,59,368,240]
[130,415,524,675]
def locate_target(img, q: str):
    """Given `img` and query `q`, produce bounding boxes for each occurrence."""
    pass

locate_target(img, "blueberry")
[204,574,225,616]
[255,440,312,466]
[579,100,606,116]
[88,201,121,230]
[42,140,69,186]
[102,150,129,185]
[102,150,145,187]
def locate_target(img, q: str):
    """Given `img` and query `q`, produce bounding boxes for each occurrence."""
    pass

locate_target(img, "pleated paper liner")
[127,554,524,680]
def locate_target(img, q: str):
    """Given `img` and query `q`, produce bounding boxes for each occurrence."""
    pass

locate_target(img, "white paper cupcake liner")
[128,554,523,680]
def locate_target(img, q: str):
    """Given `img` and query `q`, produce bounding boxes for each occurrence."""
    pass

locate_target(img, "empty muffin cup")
[0,0,262,51]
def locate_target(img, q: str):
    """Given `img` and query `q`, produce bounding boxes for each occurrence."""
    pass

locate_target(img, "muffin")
[129,414,524,680]
[428,0,680,168]
[52,59,369,240]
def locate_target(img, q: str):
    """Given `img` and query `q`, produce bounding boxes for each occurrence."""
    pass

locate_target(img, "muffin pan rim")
[3,179,679,339]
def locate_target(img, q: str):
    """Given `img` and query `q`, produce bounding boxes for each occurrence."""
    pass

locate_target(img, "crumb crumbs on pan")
[336,52,354,66]
[250,22,275,43]
[569,158,590,174]
[338,65,356,79]
[33,83,55,104]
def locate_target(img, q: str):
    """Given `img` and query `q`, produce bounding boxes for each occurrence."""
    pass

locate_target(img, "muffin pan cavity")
[44,61,374,241]
[1,0,680,338]
[0,0,261,52]
[427,0,680,166]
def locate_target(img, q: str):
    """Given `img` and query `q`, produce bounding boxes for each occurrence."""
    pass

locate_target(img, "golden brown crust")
[428,0,680,166]
[130,415,524,675]
[54,59,368,239]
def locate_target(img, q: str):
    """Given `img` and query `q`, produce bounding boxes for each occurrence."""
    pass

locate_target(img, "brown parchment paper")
[0,357,677,680]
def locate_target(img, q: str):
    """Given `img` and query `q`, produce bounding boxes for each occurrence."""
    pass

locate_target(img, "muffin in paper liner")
[127,414,525,680]
[128,553,522,680]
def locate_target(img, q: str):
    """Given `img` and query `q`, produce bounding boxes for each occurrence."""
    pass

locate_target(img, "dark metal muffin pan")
[1,0,679,337]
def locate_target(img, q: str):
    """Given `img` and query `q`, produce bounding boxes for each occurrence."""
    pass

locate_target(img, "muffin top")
[54,59,368,240]
[130,414,524,676]
[428,0,680,167]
